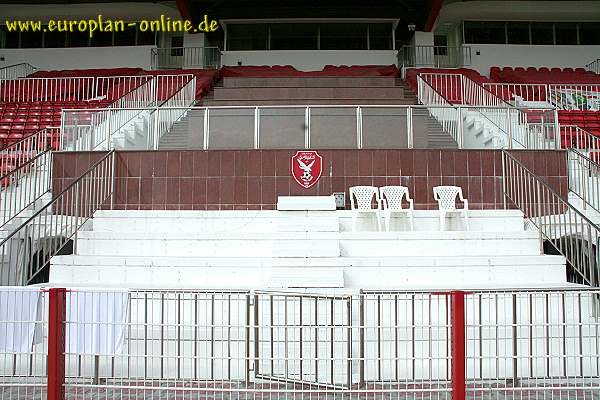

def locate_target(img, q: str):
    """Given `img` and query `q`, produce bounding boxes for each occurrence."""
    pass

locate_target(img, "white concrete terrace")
[49,209,568,289]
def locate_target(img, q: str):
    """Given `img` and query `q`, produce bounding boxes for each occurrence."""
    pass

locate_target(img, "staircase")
[159,77,457,150]
[158,108,206,149]
[50,209,567,289]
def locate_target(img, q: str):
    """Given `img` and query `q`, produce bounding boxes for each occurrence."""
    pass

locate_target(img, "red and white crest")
[291,150,323,189]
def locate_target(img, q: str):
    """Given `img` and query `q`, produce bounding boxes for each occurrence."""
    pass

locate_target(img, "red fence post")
[47,288,66,400]
[451,290,466,400]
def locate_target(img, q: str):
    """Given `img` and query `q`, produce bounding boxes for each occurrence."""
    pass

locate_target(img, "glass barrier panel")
[208,108,254,149]
[258,107,305,149]
[309,107,357,148]
[361,107,408,148]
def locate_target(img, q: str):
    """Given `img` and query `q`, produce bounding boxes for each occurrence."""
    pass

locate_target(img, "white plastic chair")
[432,186,469,231]
[379,186,414,231]
[349,186,381,231]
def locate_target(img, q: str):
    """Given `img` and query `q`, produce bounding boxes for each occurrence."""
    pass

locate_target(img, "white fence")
[0,128,57,228]
[561,125,600,152]
[417,74,559,150]
[483,83,600,111]
[399,46,472,68]
[60,103,562,151]
[0,151,114,286]
[417,75,462,147]
[60,74,196,151]
[568,148,600,213]
[0,75,152,103]
[0,288,599,399]
[147,76,197,149]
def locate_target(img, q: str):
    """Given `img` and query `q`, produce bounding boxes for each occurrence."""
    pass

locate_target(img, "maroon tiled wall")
[52,150,568,211]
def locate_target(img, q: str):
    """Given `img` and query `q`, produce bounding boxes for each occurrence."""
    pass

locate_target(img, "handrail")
[398,46,471,68]
[149,75,197,149]
[561,125,600,152]
[0,74,155,102]
[0,127,58,227]
[419,73,518,148]
[0,150,115,286]
[0,62,35,71]
[420,72,563,150]
[0,126,52,159]
[416,75,462,146]
[0,63,36,80]
[151,46,221,69]
[57,103,561,151]
[61,74,196,151]
[568,148,600,213]
[483,82,600,111]
[586,58,600,75]
[502,150,600,287]
[0,148,52,228]
[60,74,196,151]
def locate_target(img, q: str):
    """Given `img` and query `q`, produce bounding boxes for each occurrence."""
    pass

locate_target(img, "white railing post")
[457,106,463,149]
[506,108,513,149]
[407,106,413,149]
[203,108,209,150]
[356,106,363,149]
[107,111,112,150]
[553,108,561,149]
[153,107,160,150]
[305,106,310,149]
[254,107,260,149]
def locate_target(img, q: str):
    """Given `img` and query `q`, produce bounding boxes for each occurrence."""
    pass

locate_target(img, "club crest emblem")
[291,150,323,189]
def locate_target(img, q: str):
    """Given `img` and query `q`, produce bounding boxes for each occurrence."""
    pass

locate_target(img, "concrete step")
[51,254,563,268]
[50,254,565,288]
[74,230,542,257]
[90,210,526,233]
[200,99,417,106]
[222,76,400,88]
[212,87,407,100]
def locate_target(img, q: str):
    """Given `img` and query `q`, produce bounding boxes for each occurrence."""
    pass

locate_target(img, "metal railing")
[60,77,157,151]
[151,47,221,69]
[586,58,600,75]
[60,75,196,151]
[417,75,461,147]
[0,127,57,228]
[0,127,53,171]
[418,73,559,150]
[0,63,36,80]
[60,103,563,151]
[0,149,52,229]
[420,72,526,144]
[502,150,600,287]
[398,45,471,68]
[147,75,197,149]
[561,124,600,152]
[0,75,153,103]
[483,82,600,111]
[568,148,600,213]
[1,287,599,399]
[0,150,114,286]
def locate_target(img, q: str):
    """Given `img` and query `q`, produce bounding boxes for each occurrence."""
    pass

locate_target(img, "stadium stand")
[490,66,600,84]
[159,65,459,149]
[407,66,600,144]
[2,1,600,399]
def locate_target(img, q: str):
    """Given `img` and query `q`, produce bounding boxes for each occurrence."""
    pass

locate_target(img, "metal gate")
[253,291,353,389]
